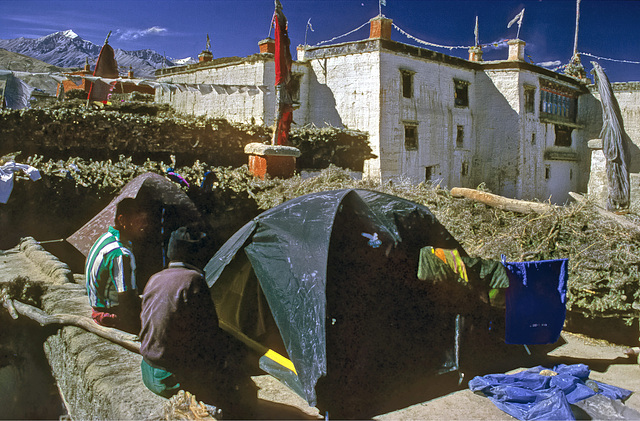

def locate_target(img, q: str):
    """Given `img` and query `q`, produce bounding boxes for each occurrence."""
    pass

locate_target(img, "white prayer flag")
[507,8,525,28]
[474,16,479,45]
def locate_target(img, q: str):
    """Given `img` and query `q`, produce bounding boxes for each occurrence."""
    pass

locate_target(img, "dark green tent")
[204,189,484,415]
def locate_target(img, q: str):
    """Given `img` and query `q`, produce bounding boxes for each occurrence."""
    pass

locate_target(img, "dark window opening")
[531,133,536,145]
[456,125,464,148]
[289,74,302,103]
[401,71,413,99]
[461,161,469,177]
[570,168,573,180]
[554,125,573,147]
[454,79,469,107]
[404,125,418,150]
[524,86,535,113]
[545,165,551,180]
[425,166,433,181]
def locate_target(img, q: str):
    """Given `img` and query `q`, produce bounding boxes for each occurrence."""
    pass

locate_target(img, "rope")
[392,23,468,50]
[580,52,640,65]
[315,19,371,46]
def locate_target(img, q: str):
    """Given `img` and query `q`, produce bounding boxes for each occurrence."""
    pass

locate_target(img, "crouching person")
[86,198,149,334]
[140,226,257,419]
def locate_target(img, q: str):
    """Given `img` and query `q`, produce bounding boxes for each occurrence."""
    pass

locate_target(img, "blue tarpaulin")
[503,258,568,345]
[469,364,632,420]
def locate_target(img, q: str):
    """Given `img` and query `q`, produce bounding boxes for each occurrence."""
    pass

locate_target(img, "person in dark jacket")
[139,225,256,418]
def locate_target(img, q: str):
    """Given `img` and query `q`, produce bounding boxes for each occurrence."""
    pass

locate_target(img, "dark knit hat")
[167,226,206,263]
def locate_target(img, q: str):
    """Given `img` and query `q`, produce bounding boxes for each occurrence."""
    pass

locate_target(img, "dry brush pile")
[5,158,638,321]
[0,102,371,170]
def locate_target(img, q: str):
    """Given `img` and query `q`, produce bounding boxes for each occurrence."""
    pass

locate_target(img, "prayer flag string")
[315,19,371,46]
[579,52,640,65]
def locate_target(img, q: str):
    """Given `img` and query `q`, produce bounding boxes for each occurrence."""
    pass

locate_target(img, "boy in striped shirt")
[86,198,150,333]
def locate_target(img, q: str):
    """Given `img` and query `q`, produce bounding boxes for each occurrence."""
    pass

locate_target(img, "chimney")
[84,57,90,72]
[468,46,483,62]
[198,50,213,62]
[370,16,392,40]
[259,38,276,54]
[127,66,134,78]
[297,45,306,61]
[508,39,526,61]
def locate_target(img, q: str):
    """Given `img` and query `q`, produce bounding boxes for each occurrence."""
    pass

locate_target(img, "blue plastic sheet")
[503,258,568,345]
[469,364,633,420]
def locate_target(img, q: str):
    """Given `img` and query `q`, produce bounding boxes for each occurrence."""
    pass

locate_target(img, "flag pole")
[573,0,581,56]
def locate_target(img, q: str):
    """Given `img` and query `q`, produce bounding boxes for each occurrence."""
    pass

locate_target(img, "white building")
[156,17,636,205]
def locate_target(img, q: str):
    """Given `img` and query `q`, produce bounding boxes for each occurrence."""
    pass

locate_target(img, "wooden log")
[568,192,640,237]
[2,297,141,354]
[1,293,19,319]
[450,187,555,214]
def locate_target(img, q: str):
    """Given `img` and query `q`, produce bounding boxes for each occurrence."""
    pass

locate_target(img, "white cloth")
[0,162,41,204]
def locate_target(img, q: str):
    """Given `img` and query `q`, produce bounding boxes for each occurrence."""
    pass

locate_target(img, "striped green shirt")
[85,226,137,309]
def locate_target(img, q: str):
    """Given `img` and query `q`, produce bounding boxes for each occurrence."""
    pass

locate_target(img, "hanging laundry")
[418,246,469,283]
[503,257,568,345]
[0,70,35,110]
[0,161,41,204]
[418,246,509,305]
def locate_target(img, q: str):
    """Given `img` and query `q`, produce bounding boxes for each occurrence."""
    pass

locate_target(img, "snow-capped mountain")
[171,56,197,66]
[0,30,175,79]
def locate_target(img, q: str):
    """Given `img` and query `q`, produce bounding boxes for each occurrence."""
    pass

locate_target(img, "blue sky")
[1,0,639,82]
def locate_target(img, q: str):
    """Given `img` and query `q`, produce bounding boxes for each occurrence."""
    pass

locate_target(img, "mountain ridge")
[0,30,182,79]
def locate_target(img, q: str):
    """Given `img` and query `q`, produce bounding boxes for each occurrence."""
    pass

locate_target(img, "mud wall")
[9,238,167,419]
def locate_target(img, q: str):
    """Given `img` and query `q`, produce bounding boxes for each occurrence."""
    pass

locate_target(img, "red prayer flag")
[88,41,119,103]
[274,3,291,87]
[272,0,294,146]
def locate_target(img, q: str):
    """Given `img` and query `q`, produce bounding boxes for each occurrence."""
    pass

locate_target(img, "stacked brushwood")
[0,101,372,170]
[4,160,639,324]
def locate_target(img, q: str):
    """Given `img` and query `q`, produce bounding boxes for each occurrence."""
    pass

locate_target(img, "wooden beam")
[2,297,140,354]
[450,187,555,214]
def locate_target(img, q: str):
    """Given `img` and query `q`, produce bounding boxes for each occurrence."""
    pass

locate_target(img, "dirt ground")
[252,331,640,420]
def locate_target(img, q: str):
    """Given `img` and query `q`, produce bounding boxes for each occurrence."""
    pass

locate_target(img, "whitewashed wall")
[154,40,621,205]
[155,58,310,128]
[474,69,589,204]
[474,70,522,198]
[306,50,382,178]
[378,54,475,186]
